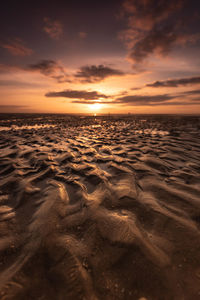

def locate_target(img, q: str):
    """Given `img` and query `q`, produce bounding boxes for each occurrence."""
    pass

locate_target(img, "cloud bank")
[45,88,200,107]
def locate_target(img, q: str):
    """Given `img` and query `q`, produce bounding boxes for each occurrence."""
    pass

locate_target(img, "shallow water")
[0,114,200,300]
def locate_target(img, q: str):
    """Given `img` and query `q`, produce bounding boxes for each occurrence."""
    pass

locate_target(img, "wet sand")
[0,114,200,300]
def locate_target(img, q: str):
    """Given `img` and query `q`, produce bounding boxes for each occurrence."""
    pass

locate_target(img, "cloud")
[122,0,184,30]
[101,93,200,106]
[131,87,142,91]
[181,89,200,95]
[147,76,200,87]
[120,0,194,64]
[28,60,61,75]
[115,94,175,105]
[27,61,124,84]
[129,25,179,63]
[45,89,109,100]
[147,100,200,106]
[45,88,200,107]
[1,38,33,56]
[70,100,100,104]
[43,18,63,40]
[75,64,124,83]
[27,60,69,82]
[0,60,124,84]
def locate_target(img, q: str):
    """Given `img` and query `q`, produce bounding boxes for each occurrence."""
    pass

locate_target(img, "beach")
[0,114,200,300]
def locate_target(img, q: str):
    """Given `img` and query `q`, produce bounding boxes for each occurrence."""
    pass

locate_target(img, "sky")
[0,0,200,114]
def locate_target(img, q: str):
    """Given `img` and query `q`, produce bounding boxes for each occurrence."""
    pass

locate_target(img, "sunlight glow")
[89,102,102,111]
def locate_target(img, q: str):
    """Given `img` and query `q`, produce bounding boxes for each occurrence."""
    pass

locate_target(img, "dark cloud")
[75,65,124,83]
[27,62,124,84]
[27,60,69,83]
[148,100,200,106]
[115,94,175,105]
[1,38,33,56]
[122,0,184,30]
[43,18,63,40]
[71,100,99,104]
[0,61,124,85]
[129,25,179,63]
[45,89,108,100]
[181,89,200,95]
[147,76,200,87]
[28,60,62,75]
[102,93,200,106]
[55,98,200,106]
[120,0,195,64]
[131,87,142,91]
[45,88,200,107]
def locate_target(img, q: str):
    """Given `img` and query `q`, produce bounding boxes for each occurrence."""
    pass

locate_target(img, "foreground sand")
[0,114,200,300]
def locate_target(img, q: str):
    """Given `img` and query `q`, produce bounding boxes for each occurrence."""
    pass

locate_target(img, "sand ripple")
[0,115,200,299]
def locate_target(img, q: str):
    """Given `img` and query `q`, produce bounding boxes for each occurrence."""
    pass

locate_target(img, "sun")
[89,102,102,112]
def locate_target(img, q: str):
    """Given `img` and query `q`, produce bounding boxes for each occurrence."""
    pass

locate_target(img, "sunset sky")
[0,0,200,114]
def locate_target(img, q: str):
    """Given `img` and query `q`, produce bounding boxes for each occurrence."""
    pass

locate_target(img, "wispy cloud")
[147,76,200,87]
[75,64,125,83]
[1,38,33,56]
[43,18,63,40]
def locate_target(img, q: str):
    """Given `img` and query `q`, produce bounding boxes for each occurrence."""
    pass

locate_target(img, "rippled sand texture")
[0,115,200,300]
